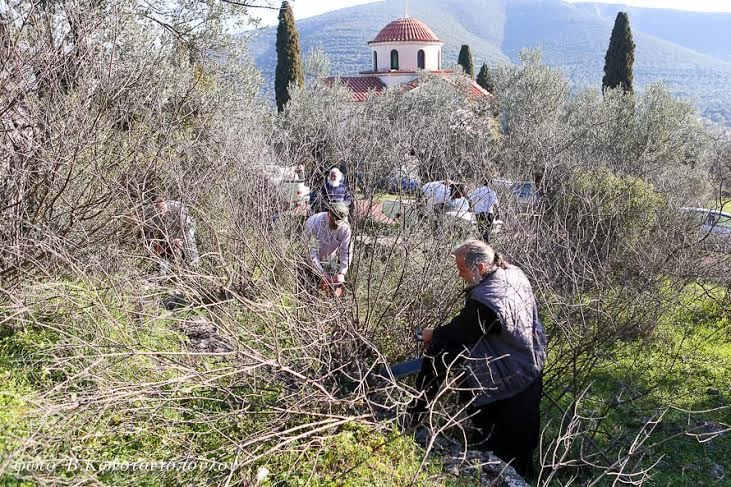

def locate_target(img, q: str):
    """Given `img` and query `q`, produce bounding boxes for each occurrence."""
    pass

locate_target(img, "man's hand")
[152,242,164,256]
[320,276,331,290]
[320,274,345,297]
[422,328,434,349]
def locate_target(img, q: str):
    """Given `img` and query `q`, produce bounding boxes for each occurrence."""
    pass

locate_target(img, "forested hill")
[245,0,731,126]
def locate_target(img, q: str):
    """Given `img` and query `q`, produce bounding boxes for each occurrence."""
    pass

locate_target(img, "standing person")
[294,163,306,181]
[399,149,421,193]
[301,203,352,296]
[469,180,499,242]
[446,183,471,217]
[311,167,353,215]
[421,180,451,214]
[411,240,547,479]
[421,180,458,234]
[144,197,199,275]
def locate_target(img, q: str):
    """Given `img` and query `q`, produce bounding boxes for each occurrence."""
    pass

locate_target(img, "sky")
[250,0,382,27]
[250,0,731,26]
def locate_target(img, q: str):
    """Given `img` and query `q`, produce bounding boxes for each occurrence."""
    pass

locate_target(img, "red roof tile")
[467,81,492,99]
[326,73,493,103]
[369,17,442,44]
[401,74,493,101]
[325,76,386,102]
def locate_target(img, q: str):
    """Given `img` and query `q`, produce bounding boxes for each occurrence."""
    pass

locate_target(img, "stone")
[410,426,530,487]
[175,318,234,354]
[162,291,188,310]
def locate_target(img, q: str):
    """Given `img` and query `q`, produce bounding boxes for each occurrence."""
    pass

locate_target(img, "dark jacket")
[320,181,352,206]
[416,265,547,409]
[465,265,547,405]
[415,297,501,412]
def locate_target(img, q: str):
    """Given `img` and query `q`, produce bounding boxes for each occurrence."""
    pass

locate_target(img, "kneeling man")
[413,240,547,479]
[302,203,352,295]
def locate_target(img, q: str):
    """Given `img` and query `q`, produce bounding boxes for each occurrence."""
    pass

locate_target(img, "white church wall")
[370,42,442,72]
[377,72,419,87]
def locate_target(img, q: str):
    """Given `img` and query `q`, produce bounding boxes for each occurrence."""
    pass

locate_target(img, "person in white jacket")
[301,202,352,295]
[144,197,199,275]
[421,180,451,213]
[469,180,499,242]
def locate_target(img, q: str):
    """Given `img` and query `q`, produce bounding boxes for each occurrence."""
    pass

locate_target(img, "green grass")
[543,285,730,486]
[703,199,731,213]
[0,280,447,486]
[2,278,729,485]
[264,423,447,486]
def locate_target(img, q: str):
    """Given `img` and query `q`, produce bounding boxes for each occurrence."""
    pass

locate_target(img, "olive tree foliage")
[491,50,571,178]
[277,70,499,186]
[494,50,710,197]
[485,50,728,480]
[0,0,267,285]
[492,53,717,325]
[709,133,731,202]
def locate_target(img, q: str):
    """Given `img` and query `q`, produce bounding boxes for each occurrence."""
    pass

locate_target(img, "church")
[327,17,492,102]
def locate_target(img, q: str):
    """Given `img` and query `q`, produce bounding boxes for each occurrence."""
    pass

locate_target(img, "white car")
[680,207,731,250]
[265,165,310,209]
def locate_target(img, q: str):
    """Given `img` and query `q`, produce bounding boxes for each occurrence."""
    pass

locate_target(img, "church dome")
[368,17,442,44]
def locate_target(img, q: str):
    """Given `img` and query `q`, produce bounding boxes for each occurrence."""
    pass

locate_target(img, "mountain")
[246,0,731,126]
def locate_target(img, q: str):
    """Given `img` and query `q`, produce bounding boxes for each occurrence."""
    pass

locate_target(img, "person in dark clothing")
[411,239,547,480]
[310,167,353,215]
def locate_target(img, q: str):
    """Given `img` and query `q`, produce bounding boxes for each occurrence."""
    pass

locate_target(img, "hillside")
[246,0,731,125]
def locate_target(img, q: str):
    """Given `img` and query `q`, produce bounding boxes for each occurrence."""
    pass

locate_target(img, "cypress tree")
[476,63,496,93]
[457,44,474,78]
[275,1,304,111]
[602,12,635,93]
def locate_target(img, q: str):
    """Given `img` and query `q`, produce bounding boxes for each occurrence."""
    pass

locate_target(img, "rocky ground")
[174,317,235,354]
[413,427,531,487]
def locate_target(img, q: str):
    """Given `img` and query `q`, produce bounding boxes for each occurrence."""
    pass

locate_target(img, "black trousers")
[475,212,495,242]
[413,353,542,479]
[470,375,543,479]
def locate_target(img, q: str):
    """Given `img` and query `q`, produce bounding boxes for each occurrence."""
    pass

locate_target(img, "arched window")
[417,49,425,69]
[390,49,399,70]
[373,51,378,71]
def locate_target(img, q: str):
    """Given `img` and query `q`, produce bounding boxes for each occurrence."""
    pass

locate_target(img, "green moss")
[265,423,444,486]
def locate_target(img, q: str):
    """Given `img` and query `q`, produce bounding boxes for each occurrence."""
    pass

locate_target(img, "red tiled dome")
[368,17,442,44]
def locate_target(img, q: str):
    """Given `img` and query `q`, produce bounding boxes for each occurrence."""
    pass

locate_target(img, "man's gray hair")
[454,239,495,270]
